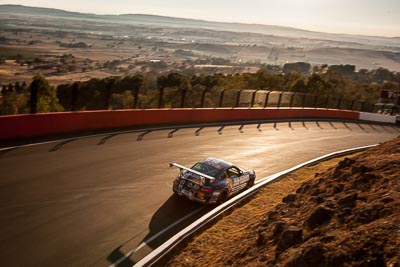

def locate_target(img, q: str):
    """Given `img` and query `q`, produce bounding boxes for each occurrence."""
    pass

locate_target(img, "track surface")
[0,121,398,266]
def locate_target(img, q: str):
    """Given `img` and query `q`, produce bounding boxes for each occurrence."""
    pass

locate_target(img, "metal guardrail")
[134,144,378,267]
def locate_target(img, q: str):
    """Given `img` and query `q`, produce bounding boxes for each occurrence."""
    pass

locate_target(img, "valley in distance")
[1,4,400,85]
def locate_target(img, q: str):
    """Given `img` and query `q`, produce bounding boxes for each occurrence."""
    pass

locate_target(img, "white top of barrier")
[359,112,397,124]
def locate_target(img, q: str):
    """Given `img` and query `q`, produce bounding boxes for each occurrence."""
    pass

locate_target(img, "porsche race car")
[171,157,256,204]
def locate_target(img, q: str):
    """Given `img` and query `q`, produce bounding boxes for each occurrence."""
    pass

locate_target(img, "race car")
[171,157,256,204]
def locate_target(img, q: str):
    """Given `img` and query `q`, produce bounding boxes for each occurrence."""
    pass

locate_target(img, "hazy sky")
[1,0,399,37]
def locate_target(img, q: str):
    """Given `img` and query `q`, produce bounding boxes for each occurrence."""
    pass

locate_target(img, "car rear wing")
[169,162,215,180]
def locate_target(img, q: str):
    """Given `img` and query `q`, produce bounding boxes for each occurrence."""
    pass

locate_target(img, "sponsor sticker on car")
[181,189,193,199]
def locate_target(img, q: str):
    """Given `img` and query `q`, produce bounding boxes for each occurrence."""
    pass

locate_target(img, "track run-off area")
[0,120,399,266]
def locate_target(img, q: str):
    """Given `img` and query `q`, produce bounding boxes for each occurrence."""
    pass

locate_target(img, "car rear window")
[191,163,219,178]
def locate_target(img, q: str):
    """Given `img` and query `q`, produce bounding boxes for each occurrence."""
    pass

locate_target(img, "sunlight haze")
[0,0,399,37]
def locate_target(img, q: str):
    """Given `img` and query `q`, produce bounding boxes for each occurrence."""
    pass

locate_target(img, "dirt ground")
[161,137,400,267]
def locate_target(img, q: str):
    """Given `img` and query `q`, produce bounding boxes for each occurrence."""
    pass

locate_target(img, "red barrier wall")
[0,108,359,140]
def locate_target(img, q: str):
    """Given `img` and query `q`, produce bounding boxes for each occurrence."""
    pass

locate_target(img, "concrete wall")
[0,108,368,140]
[359,112,397,124]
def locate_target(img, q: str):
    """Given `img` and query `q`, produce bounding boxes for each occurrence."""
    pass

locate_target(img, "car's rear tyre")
[217,190,228,204]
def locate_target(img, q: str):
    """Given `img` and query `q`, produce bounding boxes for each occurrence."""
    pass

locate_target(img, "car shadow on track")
[142,194,213,249]
[106,246,135,267]
[107,194,214,266]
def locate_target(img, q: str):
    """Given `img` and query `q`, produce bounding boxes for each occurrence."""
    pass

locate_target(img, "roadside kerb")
[134,144,378,267]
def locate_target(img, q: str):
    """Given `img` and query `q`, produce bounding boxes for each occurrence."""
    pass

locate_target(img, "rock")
[296,180,312,194]
[286,242,327,267]
[256,232,267,246]
[304,205,334,229]
[332,184,344,194]
[381,197,394,203]
[265,210,278,223]
[336,207,352,224]
[354,206,379,224]
[338,157,356,168]
[338,192,358,207]
[275,227,303,254]
[272,221,288,241]
[364,173,377,180]
[351,175,372,190]
[380,207,393,217]
[320,235,335,243]
[338,173,351,182]
[282,193,296,203]
[351,164,371,174]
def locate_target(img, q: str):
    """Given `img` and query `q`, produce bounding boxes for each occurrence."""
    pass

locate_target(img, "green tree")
[0,93,18,115]
[307,74,331,96]
[254,69,285,90]
[110,90,134,109]
[15,81,21,93]
[30,73,63,112]
[290,78,307,93]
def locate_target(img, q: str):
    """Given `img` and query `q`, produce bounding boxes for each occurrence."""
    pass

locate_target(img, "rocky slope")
[164,137,400,267]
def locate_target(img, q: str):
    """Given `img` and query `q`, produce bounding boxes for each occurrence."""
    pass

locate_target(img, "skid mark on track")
[195,127,204,136]
[137,130,151,141]
[168,129,179,138]
[49,139,75,152]
[329,122,338,130]
[218,126,225,135]
[98,134,118,145]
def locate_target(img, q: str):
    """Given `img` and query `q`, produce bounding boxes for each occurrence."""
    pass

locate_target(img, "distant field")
[0,5,400,85]
[0,46,40,59]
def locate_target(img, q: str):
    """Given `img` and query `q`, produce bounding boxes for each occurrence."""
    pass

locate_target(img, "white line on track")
[108,207,204,267]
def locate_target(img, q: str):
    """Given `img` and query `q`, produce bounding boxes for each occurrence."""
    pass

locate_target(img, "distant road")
[0,121,398,266]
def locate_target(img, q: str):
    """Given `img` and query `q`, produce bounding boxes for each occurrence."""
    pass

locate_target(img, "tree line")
[1,65,399,115]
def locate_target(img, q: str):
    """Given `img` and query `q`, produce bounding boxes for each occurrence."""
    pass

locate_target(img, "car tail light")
[200,187,213,193]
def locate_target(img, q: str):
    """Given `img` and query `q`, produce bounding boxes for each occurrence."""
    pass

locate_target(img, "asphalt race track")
[0,121,399,267]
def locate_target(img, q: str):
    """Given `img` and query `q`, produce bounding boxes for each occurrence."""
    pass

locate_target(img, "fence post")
[219,89,225,107]
[301,93,307,108]
[350,99,355,111]
[29,81,38,114]
[325,96,330,109]
[200,89,207,108]
[104,80,113,110]
[264,91,270,108]
[277,92,284,108]
[158,87,164,108]
[289,93,296,108]
[71,82,79,111]
[313,95,319,109]
[235,89,243,107]
[336,98,342,110]
[133,87,139,109]
[180,89,186,108]
[250,90,259,107]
